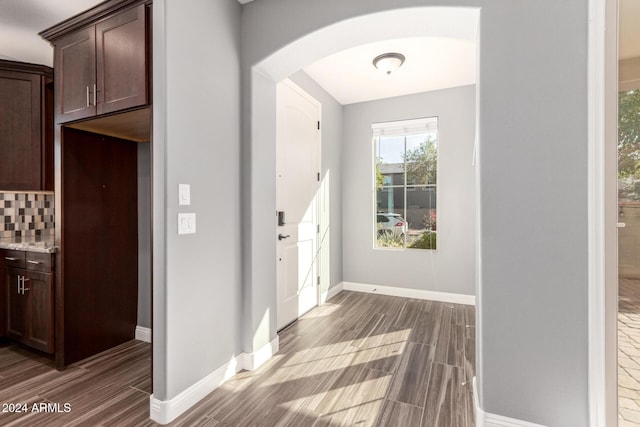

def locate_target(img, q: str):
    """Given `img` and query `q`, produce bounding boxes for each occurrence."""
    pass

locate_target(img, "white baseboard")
[322,282,344,303]
[473,377,486,426]
[485,414,547,427]
[135,326,152,343]
[341,281,475,306]
[149,336,279,424]
[241,336,279,371]
[150,355,240,425]
[473,377,547,427]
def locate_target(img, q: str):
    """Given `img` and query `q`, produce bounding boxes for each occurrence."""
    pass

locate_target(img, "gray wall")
[153,0,242,400]
[342,86,475,295]
[241,70,278,352]
[43,131,152,332]
[289,71,343,294]
[241,1,589,425]
[137,142,151,329]
[478,1,587,424]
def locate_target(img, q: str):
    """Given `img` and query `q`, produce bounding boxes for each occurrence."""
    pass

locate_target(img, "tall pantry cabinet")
[40,0,152,369]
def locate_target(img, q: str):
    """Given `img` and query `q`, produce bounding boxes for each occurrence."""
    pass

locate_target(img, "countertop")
[0,233,57,253]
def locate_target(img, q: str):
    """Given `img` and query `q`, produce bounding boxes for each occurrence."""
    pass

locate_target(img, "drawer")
[25,252,53,273]
[3,250,25,269]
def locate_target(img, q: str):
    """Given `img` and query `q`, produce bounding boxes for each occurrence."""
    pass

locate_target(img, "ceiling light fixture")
[373,52,405,75]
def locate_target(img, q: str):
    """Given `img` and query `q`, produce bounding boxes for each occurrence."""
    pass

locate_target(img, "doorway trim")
[245,5,481,359]
[587,0,618,425]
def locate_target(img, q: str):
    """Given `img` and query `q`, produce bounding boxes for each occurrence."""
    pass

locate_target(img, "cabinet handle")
[86,86,90,107]
[27,260,41,265]
[5,257,18,261]
[93,83,97,105]
[21,278,30,294]
[17,276,27,294]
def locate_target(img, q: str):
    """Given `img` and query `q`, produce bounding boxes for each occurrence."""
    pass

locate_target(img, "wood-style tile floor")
[0,338,151,426]
[0,291,476,426]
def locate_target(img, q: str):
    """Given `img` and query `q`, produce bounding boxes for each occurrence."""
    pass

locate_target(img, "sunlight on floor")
[302,302,342,318]
[188,292,475,426]
[255,339,409,387]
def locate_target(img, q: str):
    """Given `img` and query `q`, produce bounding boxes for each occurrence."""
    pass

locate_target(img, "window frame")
[372,116,439,251]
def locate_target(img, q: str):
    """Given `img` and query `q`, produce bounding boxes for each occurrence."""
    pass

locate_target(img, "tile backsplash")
[0,192,55,238]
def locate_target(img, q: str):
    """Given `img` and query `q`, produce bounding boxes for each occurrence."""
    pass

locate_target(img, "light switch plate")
[179,184,191,206]
[178,213,196,235]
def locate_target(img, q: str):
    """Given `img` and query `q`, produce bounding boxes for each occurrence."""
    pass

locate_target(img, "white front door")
[276,80,321,330]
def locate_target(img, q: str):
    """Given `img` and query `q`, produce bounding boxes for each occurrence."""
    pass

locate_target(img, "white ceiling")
[620,0,640,60]
[0,0,254,66]
[0,0,104,66]
[0,0,640,100]
[0,1,478,105]
[302,37,477,105]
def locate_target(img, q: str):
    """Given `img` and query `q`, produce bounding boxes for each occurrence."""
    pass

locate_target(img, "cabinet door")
[54,26,96,123]
[5,267,27,341]
[0,71,42,190]
[96,4,148,115]
[25,271,54,353]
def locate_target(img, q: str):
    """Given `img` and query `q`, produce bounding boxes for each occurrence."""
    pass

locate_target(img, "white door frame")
[588,0,618,425]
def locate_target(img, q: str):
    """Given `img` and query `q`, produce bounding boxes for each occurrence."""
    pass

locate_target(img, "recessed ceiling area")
[0,0,104,66]
[302,37,477,105]
[1,2,475,108]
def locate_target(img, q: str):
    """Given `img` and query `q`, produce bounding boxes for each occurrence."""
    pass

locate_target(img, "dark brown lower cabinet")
[4,251,54,354]
[5,267,27,340]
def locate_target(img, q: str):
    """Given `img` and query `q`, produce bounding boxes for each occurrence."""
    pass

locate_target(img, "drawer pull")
[27,260,42,265]
[5,257,19,261]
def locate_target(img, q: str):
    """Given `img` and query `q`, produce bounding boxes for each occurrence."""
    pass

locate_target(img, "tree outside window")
[619,90,640,202]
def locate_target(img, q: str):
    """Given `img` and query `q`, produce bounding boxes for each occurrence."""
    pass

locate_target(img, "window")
[373,117,438,250]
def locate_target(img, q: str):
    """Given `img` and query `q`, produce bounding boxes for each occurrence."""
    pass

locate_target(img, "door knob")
[278,234,290,241]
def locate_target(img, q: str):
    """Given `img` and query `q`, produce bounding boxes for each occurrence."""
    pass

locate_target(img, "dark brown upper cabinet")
[0,61,54,191]
[54,27,96,122]
[43,2,149,124]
